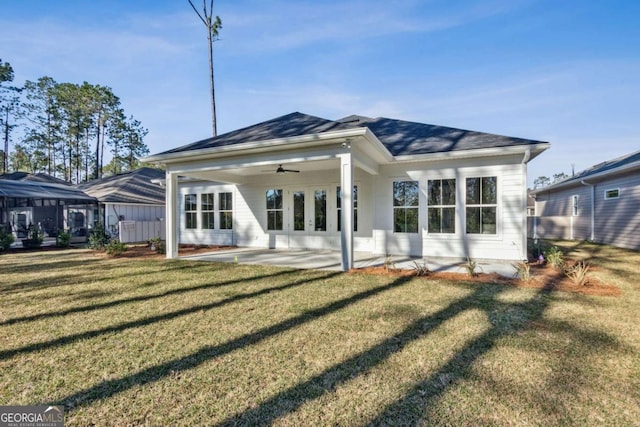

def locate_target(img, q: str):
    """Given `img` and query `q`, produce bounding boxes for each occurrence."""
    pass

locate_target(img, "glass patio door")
[289,187,328,233]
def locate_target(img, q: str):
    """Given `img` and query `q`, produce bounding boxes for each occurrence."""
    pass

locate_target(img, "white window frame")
[571,194,579,216]
[266,189,284,231]
[393,180,419,234]
[465,176,498,235]
[427,178,456,234]
[604,188,620,200]
[185,194,198,229]
[219,192,233,230]
[201,193,215,230]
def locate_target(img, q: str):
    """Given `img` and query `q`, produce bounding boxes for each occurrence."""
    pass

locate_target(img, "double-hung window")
[185,194,198,229]
[466,177,497,234]
[266,189,283,231]
[393,181,419,233]
[201,193,215,229]
[427,179,455,233]
[219,192,233,229]
[337,185,358,232]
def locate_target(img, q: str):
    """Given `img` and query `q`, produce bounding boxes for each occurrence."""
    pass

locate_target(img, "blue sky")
[2,0,639,185]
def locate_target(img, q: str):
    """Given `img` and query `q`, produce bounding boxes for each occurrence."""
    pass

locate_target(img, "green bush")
[56,229,71,248]
[88,223,110,250]
[105,239,127,257]
[544,246,564,268]
[0,228,14,252]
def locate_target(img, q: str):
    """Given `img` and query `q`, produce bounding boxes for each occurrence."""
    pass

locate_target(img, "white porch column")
[340,152,354,271]
[165,171,178,259]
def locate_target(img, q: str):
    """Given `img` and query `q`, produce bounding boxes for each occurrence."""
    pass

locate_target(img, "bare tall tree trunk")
[207,24,217,136]
[189,0,221,137]
[2,109,8,173]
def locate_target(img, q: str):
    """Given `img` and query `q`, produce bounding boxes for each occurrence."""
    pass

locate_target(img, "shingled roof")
[0,172,70,185]
[153,112,547,158]
[77,168,165,205]
[532,149,640,192]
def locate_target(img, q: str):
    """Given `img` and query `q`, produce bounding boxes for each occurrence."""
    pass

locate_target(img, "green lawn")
[1,242,639,426]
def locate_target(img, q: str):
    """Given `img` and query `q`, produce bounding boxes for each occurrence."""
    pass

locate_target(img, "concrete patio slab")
[180,247,517,277]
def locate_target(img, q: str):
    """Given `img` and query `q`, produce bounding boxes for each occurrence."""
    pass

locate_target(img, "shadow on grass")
[55,275,415,411]
[0,268,297,327]
[0,259,209,295]
[0,270,338,360]
[214,266,580,425]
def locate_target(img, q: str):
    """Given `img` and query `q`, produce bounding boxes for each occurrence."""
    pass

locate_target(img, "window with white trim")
[201,193,215,229]
[604,188,620,200]
[185,194,197,229]
[266,189,283,231]
[219,192,233,229]
[393,181,419,233]
[427,179,455,234]
[466,177,497,234]
[337,185,358,232]
[571,195,579,216]
[314,190,327,231]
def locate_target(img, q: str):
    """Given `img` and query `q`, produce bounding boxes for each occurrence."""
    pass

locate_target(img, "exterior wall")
[103,203,165,236]
[534,183,592,240]
[104,203,165,223]
[371,155,527,260]
[178,170,374,250]
[118,220,166,243]
[176,153,529,262]
[533,170,640,250]
[593,172,640,250]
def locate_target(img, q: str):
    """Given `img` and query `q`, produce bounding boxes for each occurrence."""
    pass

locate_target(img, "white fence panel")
[118,220,165,243]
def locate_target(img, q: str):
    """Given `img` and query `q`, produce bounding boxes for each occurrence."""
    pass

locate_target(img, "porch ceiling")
[183,158,340,183]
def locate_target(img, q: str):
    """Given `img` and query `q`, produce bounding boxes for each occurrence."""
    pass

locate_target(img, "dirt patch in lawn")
[350,263,621,297]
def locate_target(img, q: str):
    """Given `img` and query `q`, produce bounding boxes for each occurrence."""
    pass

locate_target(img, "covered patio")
[179,247,516,276]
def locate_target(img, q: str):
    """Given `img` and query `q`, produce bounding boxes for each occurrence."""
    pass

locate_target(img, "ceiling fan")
[264,164,300,174]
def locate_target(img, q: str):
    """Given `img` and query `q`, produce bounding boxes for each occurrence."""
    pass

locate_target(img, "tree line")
[0,58,150,183]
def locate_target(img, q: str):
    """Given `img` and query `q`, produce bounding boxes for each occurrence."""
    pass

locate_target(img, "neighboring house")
[77,167,166,241]
[0,171,70,186]
[530,150,640,250]
[0,179,97,239]
[143,112,549,270]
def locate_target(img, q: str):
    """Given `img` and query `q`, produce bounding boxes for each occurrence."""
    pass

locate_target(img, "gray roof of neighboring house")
[76,168,165,205]
[154,112,547,158]
[0,172,71,185]
[0,179,96,202]
[532,149,640,193]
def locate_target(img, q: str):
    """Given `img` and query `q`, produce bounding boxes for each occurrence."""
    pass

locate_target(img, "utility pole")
[188,0,222,137]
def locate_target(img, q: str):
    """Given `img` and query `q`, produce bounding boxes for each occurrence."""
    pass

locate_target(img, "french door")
[288,187,328,248]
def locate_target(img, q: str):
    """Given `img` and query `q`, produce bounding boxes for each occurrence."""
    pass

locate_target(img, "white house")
[144,112,549,270]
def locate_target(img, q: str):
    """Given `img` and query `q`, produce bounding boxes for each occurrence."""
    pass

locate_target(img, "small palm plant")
[565,261,591,286]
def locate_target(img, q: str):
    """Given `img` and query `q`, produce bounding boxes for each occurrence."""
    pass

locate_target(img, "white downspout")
[580,180,595,241]
[521,149,531,260]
